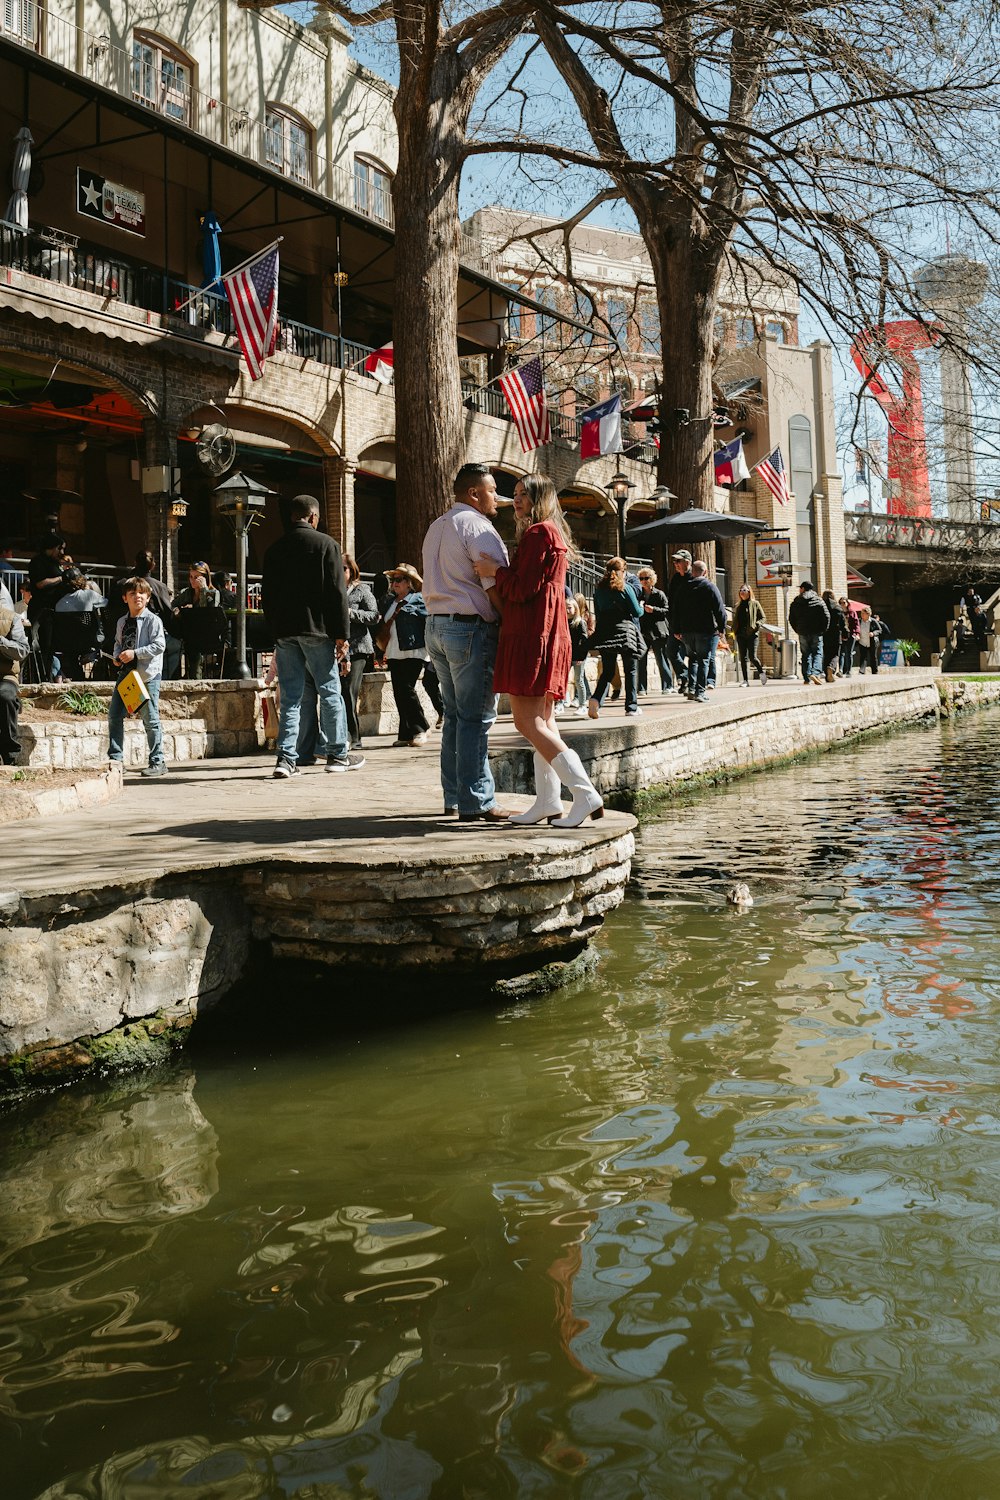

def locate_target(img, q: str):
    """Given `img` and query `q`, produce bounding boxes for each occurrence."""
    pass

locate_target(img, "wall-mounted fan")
[196,422,236,476]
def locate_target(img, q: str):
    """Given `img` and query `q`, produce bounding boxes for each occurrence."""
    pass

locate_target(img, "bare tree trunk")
[392,69,467,562]
[640,219,723,567]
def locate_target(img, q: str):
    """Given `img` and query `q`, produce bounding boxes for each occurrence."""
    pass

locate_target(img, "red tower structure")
[851,321,939,517]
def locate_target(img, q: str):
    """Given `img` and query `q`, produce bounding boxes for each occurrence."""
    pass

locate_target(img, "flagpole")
[172,237,284,314]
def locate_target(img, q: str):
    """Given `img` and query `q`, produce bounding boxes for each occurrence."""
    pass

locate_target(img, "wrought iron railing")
[0,1,492,274]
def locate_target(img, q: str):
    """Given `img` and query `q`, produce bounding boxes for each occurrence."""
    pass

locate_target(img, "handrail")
[846,510,1000,553]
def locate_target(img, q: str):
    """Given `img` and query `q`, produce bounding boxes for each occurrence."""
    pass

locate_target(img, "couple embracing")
[422,463,602,829]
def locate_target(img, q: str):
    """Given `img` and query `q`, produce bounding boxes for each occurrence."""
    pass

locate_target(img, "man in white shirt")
[423,462,510,821]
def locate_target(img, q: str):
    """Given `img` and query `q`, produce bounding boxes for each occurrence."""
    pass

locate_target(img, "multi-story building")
[465,206,845,598]
[0,3,654,587]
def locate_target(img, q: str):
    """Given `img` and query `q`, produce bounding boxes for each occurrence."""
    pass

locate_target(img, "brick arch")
[559,481,615,515]
[181,400,340,458]
[0,338,162,419]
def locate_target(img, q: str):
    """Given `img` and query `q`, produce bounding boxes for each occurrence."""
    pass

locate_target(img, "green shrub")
[58,689,106,716]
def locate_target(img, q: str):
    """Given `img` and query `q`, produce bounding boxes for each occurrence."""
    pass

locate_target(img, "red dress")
[492,520,572,697]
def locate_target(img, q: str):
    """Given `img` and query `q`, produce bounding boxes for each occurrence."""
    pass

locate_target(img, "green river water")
[4,710,1000,1499]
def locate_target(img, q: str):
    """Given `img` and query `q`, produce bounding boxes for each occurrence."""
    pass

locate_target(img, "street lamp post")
[609,471,636,559]
[213,470,275,679]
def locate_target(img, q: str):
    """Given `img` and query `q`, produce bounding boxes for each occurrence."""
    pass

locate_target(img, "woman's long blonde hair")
[515,474,578,559]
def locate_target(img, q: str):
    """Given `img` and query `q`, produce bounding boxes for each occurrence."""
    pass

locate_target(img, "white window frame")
[264,105,313,186]
[2,0,38,50]
[353,156,393,225]
[132,32,194,125]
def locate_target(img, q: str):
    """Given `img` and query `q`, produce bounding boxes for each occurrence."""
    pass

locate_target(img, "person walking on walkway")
[380,563,433,748]
[673,559,726,702]
[587,557,645,718]
[422,462,510,822]
[636,567,673,694]
[0,579,28,764]
[838,597,858,676]
[343,551,379,750]
[734,583,767,686]
[666,549,693,692]
[789,580,830,684]
[822,590,846,683]
[857,606,883,673]
[262,494,364,778]
[473,474,603,828]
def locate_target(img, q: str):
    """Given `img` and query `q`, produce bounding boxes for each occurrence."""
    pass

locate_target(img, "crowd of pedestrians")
[1,481,923,808]
[788,580,886,682]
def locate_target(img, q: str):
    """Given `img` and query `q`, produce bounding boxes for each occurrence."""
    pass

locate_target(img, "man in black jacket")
[262,494,364,778]
[672,559,727,702]
[788,580,830,684]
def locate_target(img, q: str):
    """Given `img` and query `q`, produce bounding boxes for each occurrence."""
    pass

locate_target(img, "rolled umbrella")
[199,209,222,288]
[4,126,33,230]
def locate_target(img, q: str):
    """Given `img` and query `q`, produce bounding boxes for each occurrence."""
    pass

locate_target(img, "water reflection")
[4,714,1000,1495]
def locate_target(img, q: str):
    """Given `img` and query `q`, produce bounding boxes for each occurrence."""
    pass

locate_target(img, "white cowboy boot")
[509,752,564,825]
[550,748,604,828]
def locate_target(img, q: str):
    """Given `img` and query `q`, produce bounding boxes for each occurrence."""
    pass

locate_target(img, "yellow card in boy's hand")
[117,670,150,715]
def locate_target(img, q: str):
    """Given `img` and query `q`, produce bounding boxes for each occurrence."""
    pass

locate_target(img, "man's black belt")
[434,612,482,622]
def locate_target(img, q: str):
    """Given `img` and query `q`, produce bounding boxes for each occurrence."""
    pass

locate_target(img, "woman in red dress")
[474,474,603,828]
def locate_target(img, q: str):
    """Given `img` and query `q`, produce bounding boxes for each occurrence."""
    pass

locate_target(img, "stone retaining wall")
[494,674,944,798]
[0,875,251,1086]
[18,673,419,766]
[0,825,634,1091]
[242,830,633,975]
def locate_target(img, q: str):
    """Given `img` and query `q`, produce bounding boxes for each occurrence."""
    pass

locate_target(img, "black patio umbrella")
[627,506,773,543]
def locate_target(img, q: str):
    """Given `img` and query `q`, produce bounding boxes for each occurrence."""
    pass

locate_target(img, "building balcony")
[0,3,490,273]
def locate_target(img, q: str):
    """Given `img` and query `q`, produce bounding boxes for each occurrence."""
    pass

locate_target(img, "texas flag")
[580,393,623,458]
[364,342,393,383]
[714,436,750,485]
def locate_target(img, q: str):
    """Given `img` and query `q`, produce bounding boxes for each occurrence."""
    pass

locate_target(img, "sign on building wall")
[76,170,146,237]
[754,536,792,587]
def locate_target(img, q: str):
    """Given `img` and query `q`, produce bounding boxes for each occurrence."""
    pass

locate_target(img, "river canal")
[3,711,1000,1499]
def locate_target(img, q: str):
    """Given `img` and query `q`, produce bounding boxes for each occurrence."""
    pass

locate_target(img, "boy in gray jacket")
[107,577,167,776]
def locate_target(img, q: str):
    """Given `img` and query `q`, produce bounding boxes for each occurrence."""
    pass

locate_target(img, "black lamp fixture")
[648,483,677,512]
[213,469,276,679]
[608,470,637,557]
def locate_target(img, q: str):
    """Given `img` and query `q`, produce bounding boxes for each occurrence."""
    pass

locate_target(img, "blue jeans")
[839,640,854,676]
[799,633,824,681]
[638,641,673,692]
[682,632,717,697]
[275,636,347,764]
[595,650,639,711]
[296,679,328,761]
[108,674,164,766]
[425,615,499,815]
[668,634,689,688]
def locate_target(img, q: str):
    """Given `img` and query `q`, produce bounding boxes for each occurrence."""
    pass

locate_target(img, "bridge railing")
[845,511,1000,553]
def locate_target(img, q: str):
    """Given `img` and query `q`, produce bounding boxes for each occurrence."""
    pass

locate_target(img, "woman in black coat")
[588,557,644,717]
[343,552,379,749]
[636,566,674,694]
[822,590,846,682]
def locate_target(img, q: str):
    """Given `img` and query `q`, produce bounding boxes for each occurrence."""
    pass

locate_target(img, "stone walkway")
[1,671,934,901]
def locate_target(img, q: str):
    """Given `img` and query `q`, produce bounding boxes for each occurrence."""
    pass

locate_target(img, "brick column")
[322,454,356,554]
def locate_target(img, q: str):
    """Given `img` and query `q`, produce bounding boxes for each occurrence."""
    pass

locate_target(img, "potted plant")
[896,638,920,666]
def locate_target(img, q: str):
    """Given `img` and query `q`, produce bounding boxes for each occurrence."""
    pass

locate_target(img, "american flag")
[223,245,279,381]
[499,356,550,452]
[754,446,791,506]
